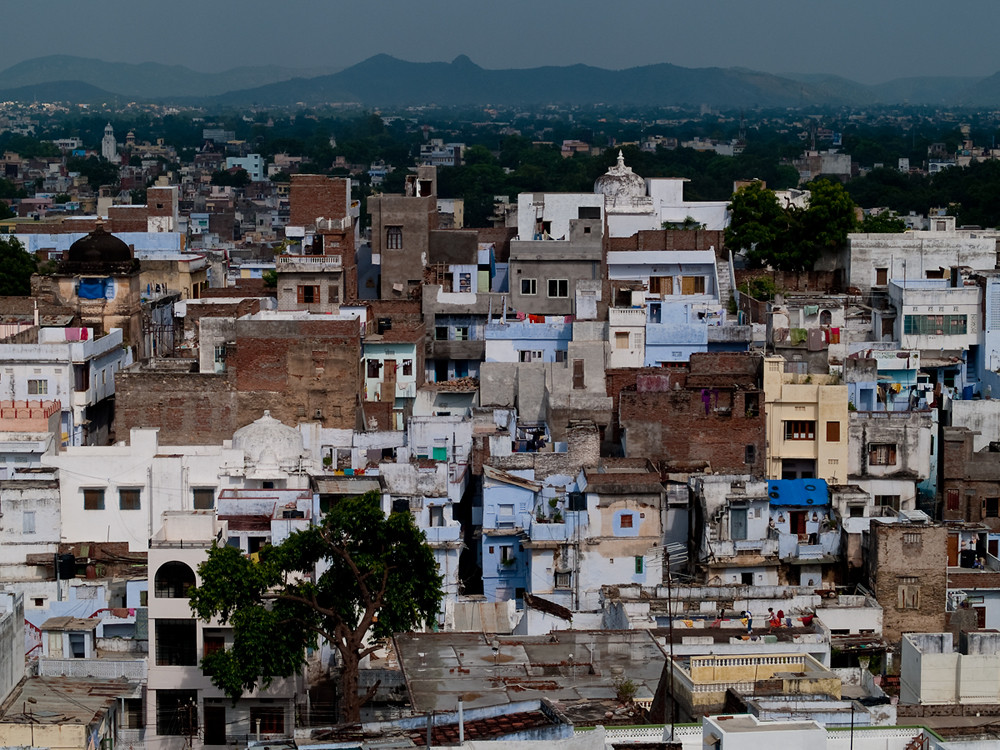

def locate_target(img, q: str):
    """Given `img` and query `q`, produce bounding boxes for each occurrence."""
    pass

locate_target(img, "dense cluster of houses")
[2,152,1000,748]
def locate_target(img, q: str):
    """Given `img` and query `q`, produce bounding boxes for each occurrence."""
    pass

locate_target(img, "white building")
[101,123,119,164]
[225,154,264,182]
[44,413,317,553]
[146,511,303,748]
[0,326,129,446]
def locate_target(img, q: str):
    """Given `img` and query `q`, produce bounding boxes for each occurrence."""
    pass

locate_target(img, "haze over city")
[1,0,996,84]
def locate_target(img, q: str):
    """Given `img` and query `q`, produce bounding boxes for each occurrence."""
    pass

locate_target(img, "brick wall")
[619,388,765,474]
[289,175,349,226]
[230,317,361,430]
[116,369,238,445]
[867,522,948,644]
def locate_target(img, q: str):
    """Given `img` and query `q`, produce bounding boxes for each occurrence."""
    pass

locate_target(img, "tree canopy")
[0,237,37,295]
[726,179,856,272]
[188,492,442,722]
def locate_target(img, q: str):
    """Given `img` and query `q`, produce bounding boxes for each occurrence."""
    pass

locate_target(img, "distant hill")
[0,55,334,99]
[213,54,876,108]
[0,80,116,104]
[0,54,995,108]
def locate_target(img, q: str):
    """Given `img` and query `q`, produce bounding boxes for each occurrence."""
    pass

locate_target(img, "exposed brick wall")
[607,229,725,257]
[107,205,148,232]
[289,175,349,226]
[942,428,1000,530]
[116,369,238,445]
[866,521,948,644]
[230,317,361,430]
[619,388,765,474]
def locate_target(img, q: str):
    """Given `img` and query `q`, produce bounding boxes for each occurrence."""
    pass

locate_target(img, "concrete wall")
[848,232,998,292]
[0,592,24,705]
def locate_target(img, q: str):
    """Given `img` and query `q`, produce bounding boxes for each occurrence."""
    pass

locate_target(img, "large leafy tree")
[724,182,790,267]
[189,492,442,722]
[0,237,37,295]
[727,179,856,272]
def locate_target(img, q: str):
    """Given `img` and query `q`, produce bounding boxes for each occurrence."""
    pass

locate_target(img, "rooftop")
[394,630,666,721]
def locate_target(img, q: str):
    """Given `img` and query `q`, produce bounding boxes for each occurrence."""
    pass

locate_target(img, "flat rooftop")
[394,630,665,721]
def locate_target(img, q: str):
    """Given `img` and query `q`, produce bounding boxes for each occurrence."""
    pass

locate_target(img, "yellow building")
[763,355,848,483]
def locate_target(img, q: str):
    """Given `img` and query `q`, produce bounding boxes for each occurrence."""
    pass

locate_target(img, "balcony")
[424,525,462,544]
[276,254,342,271]
[529,520,569,541]
[712,538,778,558]
[40,657,147,680]
[609,307,647,327]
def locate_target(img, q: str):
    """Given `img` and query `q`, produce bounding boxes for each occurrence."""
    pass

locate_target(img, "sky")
[3,0,998,85]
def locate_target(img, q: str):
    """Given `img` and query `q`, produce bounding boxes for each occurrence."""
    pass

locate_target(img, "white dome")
[594,151,646,205]
[232,411,305,467]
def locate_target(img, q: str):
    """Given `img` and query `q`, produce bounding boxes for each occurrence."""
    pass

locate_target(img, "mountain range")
[0,54,996,108]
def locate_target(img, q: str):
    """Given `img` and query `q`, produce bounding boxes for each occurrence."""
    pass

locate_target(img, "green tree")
[0,237,37,295]
[724,182,789,267]
[66,156,119,188]
[797,179,856,258]
[859,211,907,233]
[188,492,442,723]
[210,168,251,188]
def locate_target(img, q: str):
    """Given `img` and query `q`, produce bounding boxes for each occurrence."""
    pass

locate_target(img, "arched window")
[154,561,196,599]
[819,309,832,326]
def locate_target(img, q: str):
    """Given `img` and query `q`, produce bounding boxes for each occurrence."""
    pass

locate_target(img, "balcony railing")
[609,307,647,326]
[277,254,342,269]
[40,657,147,680]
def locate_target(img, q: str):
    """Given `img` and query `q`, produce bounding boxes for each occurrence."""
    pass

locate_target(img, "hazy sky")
[4,0,997,85]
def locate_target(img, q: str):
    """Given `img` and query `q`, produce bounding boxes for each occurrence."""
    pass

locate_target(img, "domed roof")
[67,225,133,265]
[233,411,305,469]
[594,151,647,204]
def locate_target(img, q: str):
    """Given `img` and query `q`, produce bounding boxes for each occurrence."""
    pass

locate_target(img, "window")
[898,579,920,610]
[519,350,543,362]
[869,443,898,466]
[946,488,960,511]
[681,276,706,295]
[328,284,340,304]
[875,267,888,286]
[569,492,586,511]
[555,571,572,589]
[615,331,630,349]
[547,279,569,298]
[429,505,446,527]
[250,706,285,735]
[555,349,567,363]
[620,514,634,529]
[193,488,214,509]
[83,488,105,510]
[573,359,585,389]
[648,276,672,295]
[296,285,319,304]
[454,326,469,341]
[784,420,816,440]
[402,359,413,377]
[521,278,537,295]
[154,561,196,599]
[22,511,35,534]
[903,531,922,545]
[744,445,757,464]
[876,495,901,511]
[156,690,198,737]
[435,326,448,340]
[826,421,841,442]
[155,619,197,665]
[28,379,47,395]
[903,314,967,335]
[385,226,402,249]
[986,497,999,518]
[119,488,141,510]
[497,504,515,525]
[500,545,514,563]
[367,359,381,378]
[634,556,644,574]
